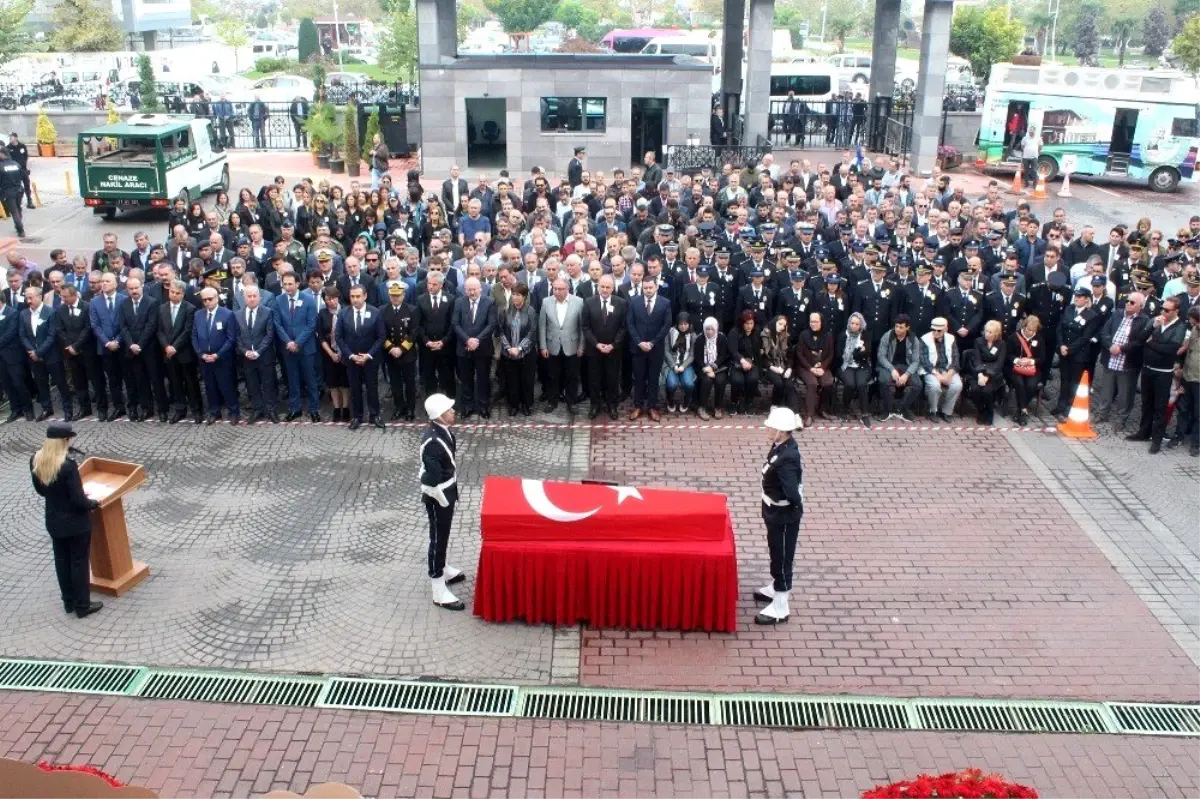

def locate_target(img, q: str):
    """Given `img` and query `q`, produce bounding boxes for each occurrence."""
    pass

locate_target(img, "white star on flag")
[610,485,643,504]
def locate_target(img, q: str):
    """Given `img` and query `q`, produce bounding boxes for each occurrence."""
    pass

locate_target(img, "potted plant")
[303,103,338,169]
[863,769,1038,799]
[35,111,57,157]
[937,144,962,170]
[343,99,360,177]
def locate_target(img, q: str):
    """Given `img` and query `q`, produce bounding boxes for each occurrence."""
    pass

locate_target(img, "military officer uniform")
[984,278,1028,338]
[1053,288,1104,418]
[735,269,774,330]
[680,267,725,329]
[777,271,812,343]
[852,265,897,347]
[899,268,941,337]
[420,393,467,611]
[754,407,805,625]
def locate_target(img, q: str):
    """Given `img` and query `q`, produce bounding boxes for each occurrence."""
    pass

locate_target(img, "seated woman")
[965,319,1007,425]
[663,312,697,414]
[795,311,834,428]
[692,317,731,420]
[836,312,873,427]
[728,311,761,415]
[760,314,798,411]
[1006,314,1044,426]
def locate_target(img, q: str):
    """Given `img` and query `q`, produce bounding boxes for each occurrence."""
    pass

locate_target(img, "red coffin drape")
[474,478,739,632]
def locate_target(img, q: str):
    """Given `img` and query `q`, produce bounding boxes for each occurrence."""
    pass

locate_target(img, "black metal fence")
[202,101,411,154]
[766,96,916,155]
[664,139,774,174]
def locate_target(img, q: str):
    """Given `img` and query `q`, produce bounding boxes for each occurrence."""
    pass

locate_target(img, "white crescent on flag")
[519,480,644,523]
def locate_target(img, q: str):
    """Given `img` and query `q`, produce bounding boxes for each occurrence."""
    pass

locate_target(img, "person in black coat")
[1053,287,1103,419]
[498,285,539,416]
[30,423,102,618]
[692,317,730,419]
[56,285,101,419]
[728,310,762,414]
[336,285,387,429]
[755,407,805,625]
[157,279,204,424]
[580,276,626,420]
[381,283,419,420]
[1006,314,1046,426]
[965,320,1008,425]
[117,277,166,422]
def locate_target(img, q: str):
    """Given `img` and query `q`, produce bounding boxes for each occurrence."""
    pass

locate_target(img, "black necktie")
[355,310,362,331]
[248,309,255,329]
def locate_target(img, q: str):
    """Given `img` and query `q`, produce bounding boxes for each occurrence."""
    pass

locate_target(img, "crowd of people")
[1,149,1198,454]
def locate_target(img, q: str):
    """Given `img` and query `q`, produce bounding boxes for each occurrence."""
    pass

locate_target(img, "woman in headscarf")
[692,316,730,420]
[760,313,798,411]
[795,311,834,428]
[836,311,873,427]
[30,424,102,618]
[663,311,697,414]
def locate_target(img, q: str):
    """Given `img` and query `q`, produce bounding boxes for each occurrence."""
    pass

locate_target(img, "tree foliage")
[364,108,381,149]
[0,0,31,68]
[950,5,1023,83]
[1173,13,1200,76]
[215,16,250,71]
[1143,5,1172,57]
[344,98,360,165]
[1110,15,1137,66]
[553,0,609,41]
[1073,2,1101,64]
[298,17,319,62]
[483,0,559,34]
[136,53,161,112]
[377,5,417,82]
[50,0,123,52]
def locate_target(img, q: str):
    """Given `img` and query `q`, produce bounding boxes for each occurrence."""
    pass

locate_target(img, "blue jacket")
[335,304,385,360]
[274,291,318,355]
[1014,236,1047,271]
[192,305,237,361]
[19,304,61,363]
[625,293,672,351]
[88,292,125,354]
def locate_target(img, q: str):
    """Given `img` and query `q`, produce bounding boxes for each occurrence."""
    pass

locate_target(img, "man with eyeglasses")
[192,287,238,425]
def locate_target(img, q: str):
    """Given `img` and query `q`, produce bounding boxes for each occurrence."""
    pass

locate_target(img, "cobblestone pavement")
[584,425,1199,701]
[2,691,1197,799]
[0,421,579,682]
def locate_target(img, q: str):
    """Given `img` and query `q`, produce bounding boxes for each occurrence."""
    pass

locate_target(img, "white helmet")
[424,393,455,420]
[764,406,802,432]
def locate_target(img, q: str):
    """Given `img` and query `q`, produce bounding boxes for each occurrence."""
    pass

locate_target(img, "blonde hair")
[32,437,70,486]
[983,320,1002,342]
[1022,315,1041,335]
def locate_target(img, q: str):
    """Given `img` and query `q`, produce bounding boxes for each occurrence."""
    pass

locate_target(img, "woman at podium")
[29,423,103,619]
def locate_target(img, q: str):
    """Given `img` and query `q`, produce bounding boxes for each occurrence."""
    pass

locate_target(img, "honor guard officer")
[6,133,33,209]
[736,267,774,329]
[0,149,26,239]
[755,407,805,625]
[778,268,812,341]
[680,265,724,326]
[420,393,467,611]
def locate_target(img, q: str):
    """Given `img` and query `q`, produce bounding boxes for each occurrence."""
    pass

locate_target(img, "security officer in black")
[943,268,984,351]
[1027,270,1070,361]
[736,267,774,330]
[755,406,804,625]
[984,275,1028,338]
[6,133,33,209]
[852,262,896,346]
[420,393,466,611]
[1053,286,1103,419]
[777,268,812,343]
[900,265,941,337]
[680,265,725,329]
[0,148,26,238]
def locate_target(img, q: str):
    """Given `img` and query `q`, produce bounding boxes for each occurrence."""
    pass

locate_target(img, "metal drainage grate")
[719,695,911,730]
[320,678,516,716]
[134,670,323,707]
[1108,703,1200,736]
[0,658,143,695]
[519,688,711,725]
[915,699,1113,734]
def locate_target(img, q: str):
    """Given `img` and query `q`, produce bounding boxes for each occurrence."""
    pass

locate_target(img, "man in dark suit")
[19,287,70,420]
[581,274,626,420]
[0,289,33,421]
[192,287,239,424]
[415,270,457,398]
[567,147,585,190]
[87,272,126,421]
[625,276,672,421]
[166,227,197,274]
[158,279,204,424]
[56,285,100,420]
[336,284,386,430]
[441,165,469,214]
[236,284,279,423]
[1053,286,1104,420]
[451,276,497,419]
[117,276,166,422]
[275,272,321,422]
[129,231,155,273]
[983,275,1028,339]
[1102,226,1129,272]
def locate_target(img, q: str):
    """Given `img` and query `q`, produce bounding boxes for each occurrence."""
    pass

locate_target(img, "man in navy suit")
[192,287,239,424]
[19,286,70,420]
[336,284,386,429]
[451,276,497,418]
[118,276,167,422]
[274,271,321,422]
[237,284,279,423]
[87,272,124,421]
[0,289,33,421]
[625,276,672,421]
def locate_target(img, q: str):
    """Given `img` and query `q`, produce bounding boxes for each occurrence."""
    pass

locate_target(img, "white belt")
[761,493,790,507]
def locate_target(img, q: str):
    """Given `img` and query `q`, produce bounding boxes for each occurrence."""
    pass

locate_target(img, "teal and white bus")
[978,62,1199,192]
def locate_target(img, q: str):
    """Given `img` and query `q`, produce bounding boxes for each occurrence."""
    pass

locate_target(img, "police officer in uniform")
[6,133,33,209]
[420,393,466,611]
[754,407,804,625]
[0,148,26,238]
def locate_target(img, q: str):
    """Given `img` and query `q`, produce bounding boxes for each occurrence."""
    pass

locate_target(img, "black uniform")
[761,434,804,594]
[419,421,458,580]
[0,156,25,237]
[5,140,32,207]
[381,301,418,419]
[30,454,99,614]
[1054,304,1102,416]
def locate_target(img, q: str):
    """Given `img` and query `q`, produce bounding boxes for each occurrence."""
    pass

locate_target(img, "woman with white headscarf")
[692,317,730,420]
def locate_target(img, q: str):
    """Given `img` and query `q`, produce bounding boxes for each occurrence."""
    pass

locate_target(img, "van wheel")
[216,164,230,193]
[1036,155,1059,182]
[1148,166,1180,192]
[101,208,117,221]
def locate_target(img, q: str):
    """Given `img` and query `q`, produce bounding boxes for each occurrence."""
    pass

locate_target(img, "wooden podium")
[79,457,150,596]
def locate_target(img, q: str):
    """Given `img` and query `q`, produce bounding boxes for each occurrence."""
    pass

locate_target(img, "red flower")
[37,761,124,788]
[862,768,1038,799]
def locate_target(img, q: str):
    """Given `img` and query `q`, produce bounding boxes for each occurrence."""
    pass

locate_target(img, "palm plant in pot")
[304,103,339,169]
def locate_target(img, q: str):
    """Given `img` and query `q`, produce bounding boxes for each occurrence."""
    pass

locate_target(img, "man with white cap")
[420,392,466,611]
[755,406,805,625]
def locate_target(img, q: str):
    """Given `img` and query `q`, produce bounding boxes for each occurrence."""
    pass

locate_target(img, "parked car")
[249,74,316,103]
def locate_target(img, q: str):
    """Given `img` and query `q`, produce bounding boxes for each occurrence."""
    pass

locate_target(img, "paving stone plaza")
[0,415,1196,796]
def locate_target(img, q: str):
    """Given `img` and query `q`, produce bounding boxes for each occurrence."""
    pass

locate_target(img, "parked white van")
[640,34,720,67]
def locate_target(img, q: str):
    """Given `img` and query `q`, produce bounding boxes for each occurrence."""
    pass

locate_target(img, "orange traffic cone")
[1010,167,1024,195]
[1032,172,1048,200]
[1057,372,1097,439]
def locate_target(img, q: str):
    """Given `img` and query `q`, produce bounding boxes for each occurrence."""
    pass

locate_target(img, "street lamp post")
[820,1,828,43]
[333,0,344,68]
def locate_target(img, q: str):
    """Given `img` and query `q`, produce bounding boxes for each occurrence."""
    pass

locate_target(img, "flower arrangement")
[37,760,124,787]
[937,145,959,160]
[863,769,1038,799]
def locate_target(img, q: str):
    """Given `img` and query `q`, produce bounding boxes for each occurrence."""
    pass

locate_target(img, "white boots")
[431,575,465,611]
[443,565,465,585]
[753,583,776,602]
[754,590,789,625]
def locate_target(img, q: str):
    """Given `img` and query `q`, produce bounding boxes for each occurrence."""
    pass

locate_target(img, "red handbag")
[1014,335,1038,377]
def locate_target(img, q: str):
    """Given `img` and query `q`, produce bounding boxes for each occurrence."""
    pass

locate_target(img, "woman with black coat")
[966,319,1007,424]
[29,424,102,618]
[837,311,873,427]
[498,284,539,415]
[727,310,762,414]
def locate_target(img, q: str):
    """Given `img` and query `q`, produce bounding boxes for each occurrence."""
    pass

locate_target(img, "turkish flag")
[480,477,729,543]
